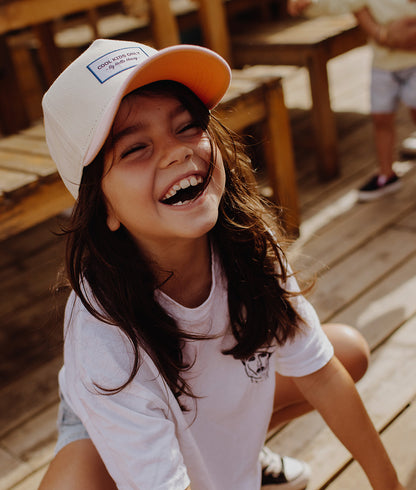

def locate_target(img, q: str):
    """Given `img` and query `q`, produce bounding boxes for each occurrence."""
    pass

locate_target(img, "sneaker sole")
[357,180,402,202]
[261,464,311,490]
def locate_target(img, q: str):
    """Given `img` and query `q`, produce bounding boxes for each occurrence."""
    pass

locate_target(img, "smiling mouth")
[160,174,207,206]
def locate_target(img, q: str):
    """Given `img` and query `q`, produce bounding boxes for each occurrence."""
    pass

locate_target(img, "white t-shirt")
[59,250,333,490]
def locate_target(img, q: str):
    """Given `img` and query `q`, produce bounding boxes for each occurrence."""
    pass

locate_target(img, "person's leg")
[398,66,416,156]
[268,323,370,432]
[372,112,396,178]
[39,439,116,490]
[358,68,401,201]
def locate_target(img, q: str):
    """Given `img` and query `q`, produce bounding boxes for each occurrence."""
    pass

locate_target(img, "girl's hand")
[287,0,313,16]
[384,17,416,49]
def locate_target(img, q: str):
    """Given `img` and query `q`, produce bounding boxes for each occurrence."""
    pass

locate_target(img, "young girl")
[39,39,404,490]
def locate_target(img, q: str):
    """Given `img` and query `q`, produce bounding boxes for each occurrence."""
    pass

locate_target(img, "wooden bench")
[0,125,73,241]
[197,0,367,180]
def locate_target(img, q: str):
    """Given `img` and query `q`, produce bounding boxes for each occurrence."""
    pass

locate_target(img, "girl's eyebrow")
[112,103,188,146]
[112,124,144,146]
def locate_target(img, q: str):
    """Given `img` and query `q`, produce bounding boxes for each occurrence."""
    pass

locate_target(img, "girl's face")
[101,91,225,254]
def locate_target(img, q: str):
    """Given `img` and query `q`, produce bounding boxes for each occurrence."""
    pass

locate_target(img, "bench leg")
[263,81,300,237]
[32,22,62,87]
[307,49,339,180]
[0,35,30,135]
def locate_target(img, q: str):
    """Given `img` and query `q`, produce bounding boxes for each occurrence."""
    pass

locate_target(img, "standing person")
[288,0,416,202]
[39,39,403,490]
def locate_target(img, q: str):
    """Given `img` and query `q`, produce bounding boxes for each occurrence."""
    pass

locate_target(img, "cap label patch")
[87,47,150,83]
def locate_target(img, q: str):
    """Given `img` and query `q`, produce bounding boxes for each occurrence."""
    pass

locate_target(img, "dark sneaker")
[260,446,311,489]
[358,173,401,202]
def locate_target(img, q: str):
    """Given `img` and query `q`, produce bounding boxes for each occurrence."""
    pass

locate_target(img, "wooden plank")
[0,136,50,157]
[0,179,73,242]
[0,151,56,178]
[331,251,416,350]
[0,0,117,34]
[20,125,45,138]
[309,227,416,323]
[0,216,61,271]
[7,467,47,490]
[326,401,416,489]
[268,314,416,489]
[0,404,57,489]
[2,403,58,471]
[0,168,37,195]
[0,357,61,438]
[232,15,361,48]
[290,169,416,277]
[0,446,31,490]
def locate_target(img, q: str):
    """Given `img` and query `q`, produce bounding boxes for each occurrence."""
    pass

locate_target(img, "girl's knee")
[39,439,116,490]
[322,323,370,383]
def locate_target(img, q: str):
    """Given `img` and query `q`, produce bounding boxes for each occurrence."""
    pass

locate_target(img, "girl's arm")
[354,7,388,45]
[293,356,404,490]
[355,6,416,50]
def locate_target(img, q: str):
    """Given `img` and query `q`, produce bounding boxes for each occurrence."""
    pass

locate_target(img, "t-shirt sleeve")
[274,272,334,377]
[60,302,190,490]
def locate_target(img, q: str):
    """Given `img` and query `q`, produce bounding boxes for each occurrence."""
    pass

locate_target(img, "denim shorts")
[55,392,90,454]
[371,65,416,113]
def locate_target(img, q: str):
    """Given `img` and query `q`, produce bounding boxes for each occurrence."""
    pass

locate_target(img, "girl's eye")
[120,144,146,159]
[178,121,202,135]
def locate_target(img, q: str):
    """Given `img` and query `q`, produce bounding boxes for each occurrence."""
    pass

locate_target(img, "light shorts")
[55,392,90,454]
[371,66,416,113]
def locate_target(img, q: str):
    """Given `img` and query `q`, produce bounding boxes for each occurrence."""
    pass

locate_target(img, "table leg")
[307,48,339,180]
[263,80,300,236]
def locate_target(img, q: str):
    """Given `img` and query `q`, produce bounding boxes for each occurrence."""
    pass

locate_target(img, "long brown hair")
[62,81,302,405]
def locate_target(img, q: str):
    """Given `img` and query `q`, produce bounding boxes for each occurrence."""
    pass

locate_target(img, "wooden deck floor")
[1,44,416,489]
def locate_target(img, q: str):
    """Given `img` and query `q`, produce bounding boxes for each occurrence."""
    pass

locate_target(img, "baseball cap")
[42,39,232,199]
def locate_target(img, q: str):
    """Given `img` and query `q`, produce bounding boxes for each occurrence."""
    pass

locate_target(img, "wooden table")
[231,15,367,180]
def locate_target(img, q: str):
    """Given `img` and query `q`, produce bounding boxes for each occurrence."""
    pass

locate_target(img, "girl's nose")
[160,137,193,168]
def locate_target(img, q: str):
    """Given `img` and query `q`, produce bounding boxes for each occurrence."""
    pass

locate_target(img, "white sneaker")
[400,132,416,157]
[260,446,311,489]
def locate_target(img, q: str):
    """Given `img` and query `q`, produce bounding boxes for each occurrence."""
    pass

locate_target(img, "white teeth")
[162,175,203,201]
[180,180,191,189]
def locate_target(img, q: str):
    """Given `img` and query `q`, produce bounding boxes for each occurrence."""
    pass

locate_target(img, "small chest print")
[242,350,272,383]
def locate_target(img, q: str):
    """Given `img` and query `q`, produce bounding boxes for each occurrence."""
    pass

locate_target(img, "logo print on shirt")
[242,351,272,383]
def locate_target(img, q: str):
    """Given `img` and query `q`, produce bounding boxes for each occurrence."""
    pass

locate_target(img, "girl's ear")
[105,202,121,232]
